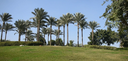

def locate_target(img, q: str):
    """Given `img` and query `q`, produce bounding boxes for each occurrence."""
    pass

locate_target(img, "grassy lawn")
[0,46,128,61]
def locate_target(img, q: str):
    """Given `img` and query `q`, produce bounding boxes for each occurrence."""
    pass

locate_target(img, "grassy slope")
[0,46,128,61]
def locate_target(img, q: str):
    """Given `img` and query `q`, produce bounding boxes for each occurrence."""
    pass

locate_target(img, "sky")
[0,0,120,47]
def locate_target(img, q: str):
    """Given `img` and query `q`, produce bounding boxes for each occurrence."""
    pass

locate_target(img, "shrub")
[39,37,46,45]
[0,41,44,46]
[84,45,116,50]
[48,40,56,45]
[55,38,63,46]
[69,40,74,46]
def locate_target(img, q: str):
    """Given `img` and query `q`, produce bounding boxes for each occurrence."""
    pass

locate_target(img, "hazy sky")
[0,0,120,47]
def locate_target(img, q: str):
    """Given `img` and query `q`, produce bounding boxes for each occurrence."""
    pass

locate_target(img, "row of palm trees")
[0,8,100,47]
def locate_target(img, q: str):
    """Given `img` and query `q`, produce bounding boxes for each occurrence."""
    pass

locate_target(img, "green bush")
[84,45,116,50]
[55,38,63,46]
[48,40,56,45]
[69,40,74,46]
[0,41,44,46]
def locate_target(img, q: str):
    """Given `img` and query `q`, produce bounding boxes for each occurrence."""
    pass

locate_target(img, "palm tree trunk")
[25,29,27,42]
[81,29,83,47]
[1,22,5,42]
[58,26,60,39]
[18,30,21,41]
[48,34,49,44]
[5,30,7,41]
[50,25,52,46]
[67,24,69,46]
[77,23,79,47]
[92,29,94,45]
[63,25,65,46]
[37,20,40,42]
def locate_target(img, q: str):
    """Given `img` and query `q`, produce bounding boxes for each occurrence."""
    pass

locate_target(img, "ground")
[0,46,128,61]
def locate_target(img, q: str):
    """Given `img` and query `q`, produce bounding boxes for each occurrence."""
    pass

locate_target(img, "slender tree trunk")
[92,29,94,45]
[37,20,40,41]
[18,30,21,41]
[67,24,69,46]
[48,34,49,44]
[81,29,83,47]
[50,25,52,46]
[1,22,5,42]
[77,23,79,47]
[63,25,65,46]
[58,26,60,39]
[5,30,7,41]
[25,29,27,42]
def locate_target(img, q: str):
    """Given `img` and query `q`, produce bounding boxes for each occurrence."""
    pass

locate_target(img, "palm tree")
[0,13,12,41]
[74,13,85,47]
[25,30,35,41]
[4,23,15,41]
[31,8,48,42]
[47,17,56,45]
[56,19,63,39]
[46,28,51,44]
[60,13,74,46]
[14,20,26,41]
[41,28,47,39]
[53,29,63,40]
[88,21,100,45]
[79,20,88,47]
[24,20,32,42]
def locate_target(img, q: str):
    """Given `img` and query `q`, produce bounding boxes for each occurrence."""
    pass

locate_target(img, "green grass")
[0,46,128,61]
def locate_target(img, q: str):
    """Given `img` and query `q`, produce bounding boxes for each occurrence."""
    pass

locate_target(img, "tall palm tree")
[24,20,32,42]
[0,13,12,41]
[56,19,63,39]
[31,8,48,41]
[14,20,26,41]
[60,13,74,46]
[74,13,85,47]
[4,23,15,41]
[88,21,100,45]
[79,20,88,47]
[47,17,56,45]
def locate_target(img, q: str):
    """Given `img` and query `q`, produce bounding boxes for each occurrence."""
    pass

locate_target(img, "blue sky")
[0,0,120,47]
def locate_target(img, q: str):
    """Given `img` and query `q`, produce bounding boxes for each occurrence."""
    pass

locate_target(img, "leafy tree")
[88,28,118,46]
[47,17,56,45]
[0,13,12,41]
[41,28,47,38]
[55,38,63,46]
[88,21,100,45]
[101,0,128,27]
[4,23,15,41]
[14,20,26,41]
[31,8,48,42]
[79,19,88,47]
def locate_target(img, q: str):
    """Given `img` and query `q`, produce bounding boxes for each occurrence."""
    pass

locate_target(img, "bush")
[48,40,56,45]
[69,40,74,46]
[39,37,46,45]
[0,41,44,46]
[84,45,116,50]
[55,38,63,46]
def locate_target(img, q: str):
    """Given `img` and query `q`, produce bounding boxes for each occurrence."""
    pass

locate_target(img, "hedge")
[0,41,44,46]
[84,45,116,50]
